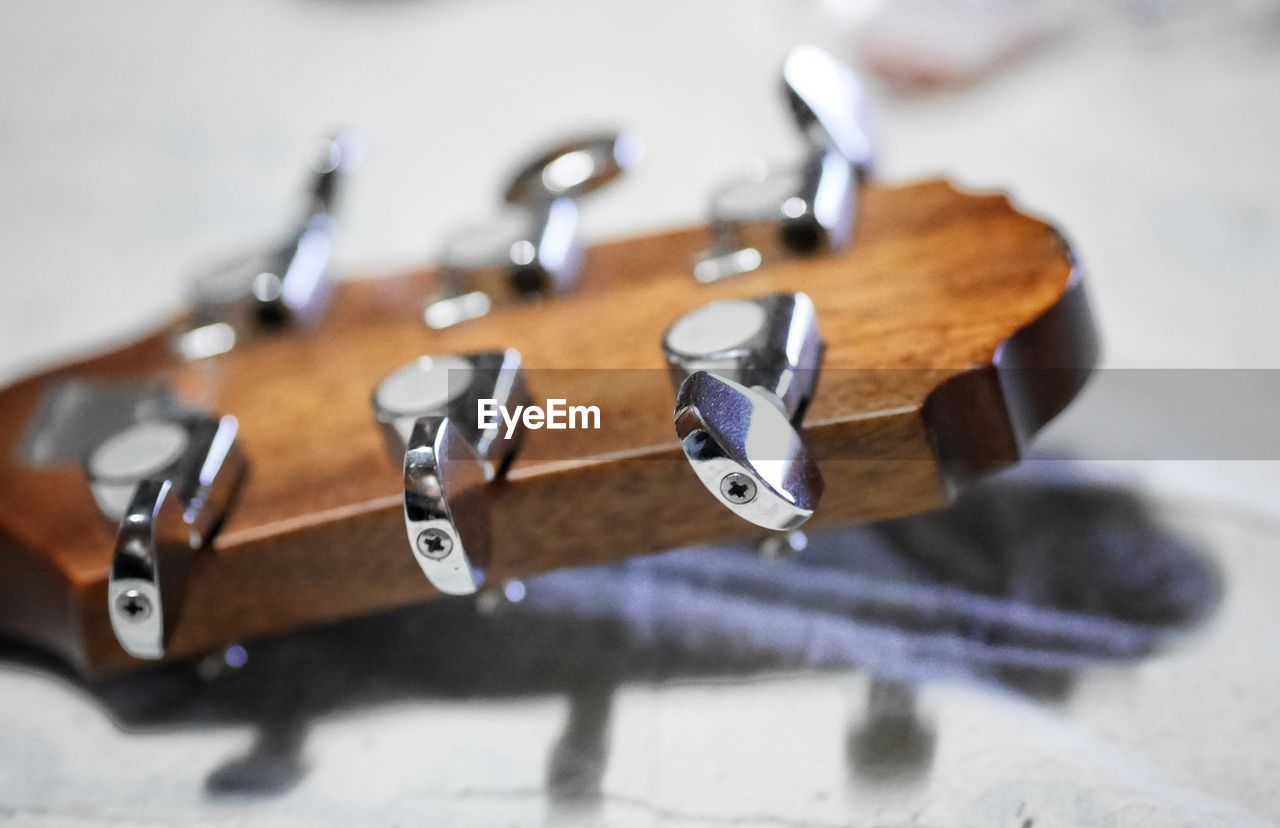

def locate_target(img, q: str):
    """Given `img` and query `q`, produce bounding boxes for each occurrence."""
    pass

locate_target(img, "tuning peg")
[177,130,362,359]
[783,45,875,173]
[85,415,246,659]
[372,350,528,593]
[425,132,642,329]
[662,293,824,530]
[695,46,874,283]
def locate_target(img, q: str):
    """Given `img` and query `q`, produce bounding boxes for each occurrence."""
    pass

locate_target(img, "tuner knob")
[86,414,246,659]
[662,293,824,530]
[695,45,874,283]
[177,130,362,359]
[372,350,528,593]
[426,132,642,329]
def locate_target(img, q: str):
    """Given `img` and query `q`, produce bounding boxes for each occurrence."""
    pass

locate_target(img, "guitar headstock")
[0,48,1096,676]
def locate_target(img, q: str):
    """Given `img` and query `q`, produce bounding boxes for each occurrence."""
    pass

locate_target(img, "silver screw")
[116,589,153,622]
[720,472,758,504]
[416,528,454,560]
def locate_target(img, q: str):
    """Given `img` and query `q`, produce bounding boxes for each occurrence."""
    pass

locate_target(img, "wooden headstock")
[0,179,1095,675]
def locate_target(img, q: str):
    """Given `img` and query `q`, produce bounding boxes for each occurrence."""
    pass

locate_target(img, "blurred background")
[1,0,1279,825]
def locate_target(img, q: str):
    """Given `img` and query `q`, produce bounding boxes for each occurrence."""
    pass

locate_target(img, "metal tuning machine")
[695,45,875,283]
[84,414,246,659]
[662,293,824,531]
[425,132,641,329]
[372,350,528,594]
[177,130,362,359]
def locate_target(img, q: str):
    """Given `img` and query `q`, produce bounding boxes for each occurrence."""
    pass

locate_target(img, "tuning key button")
[663,293,822,418]
[372,349,527,479]
[372,350,528,594]
[86,420,191,521]
[108,478,191,660]
[374,355,478,453]
[675,373,822,530]
[86,414,246,659]
[783,44,875,174]
[426,132,642,329]
[403,417,492,595]
[695,45,874,282]
[178,130,362,359]
[662,293,824,530]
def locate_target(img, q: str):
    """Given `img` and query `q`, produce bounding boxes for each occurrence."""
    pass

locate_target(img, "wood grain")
[0,179,1096,675]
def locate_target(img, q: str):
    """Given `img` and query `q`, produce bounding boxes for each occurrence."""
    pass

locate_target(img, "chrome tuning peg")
[177,130,362,359]
[372,350,528,594]
[425,131,642,329]
[662,293,824,530]
[695,45,875,283]
[85,415,246,659]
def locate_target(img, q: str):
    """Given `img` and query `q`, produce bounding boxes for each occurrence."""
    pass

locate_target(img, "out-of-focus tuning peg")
[662,293,824,530]
[177,130,363,359]
[372,350,528,594]
[85,415,246,659]
[695,45,875,283]
[425,131,642,329]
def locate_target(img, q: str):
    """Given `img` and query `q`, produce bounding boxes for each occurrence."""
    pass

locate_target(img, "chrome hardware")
[86,415,246,659]
[403,419,490,595]
[87,419,191,521]
[663,293,823,417]
[695,45,874,283]
[425,132,641,329]
[784,44,875,171]
[108,479,189,660]
[177,131,362,359]
[372,350,528,593]
[662,293,824,530]
[673,373,823,530]
[372,350,527,478]
[17,380,192,468]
